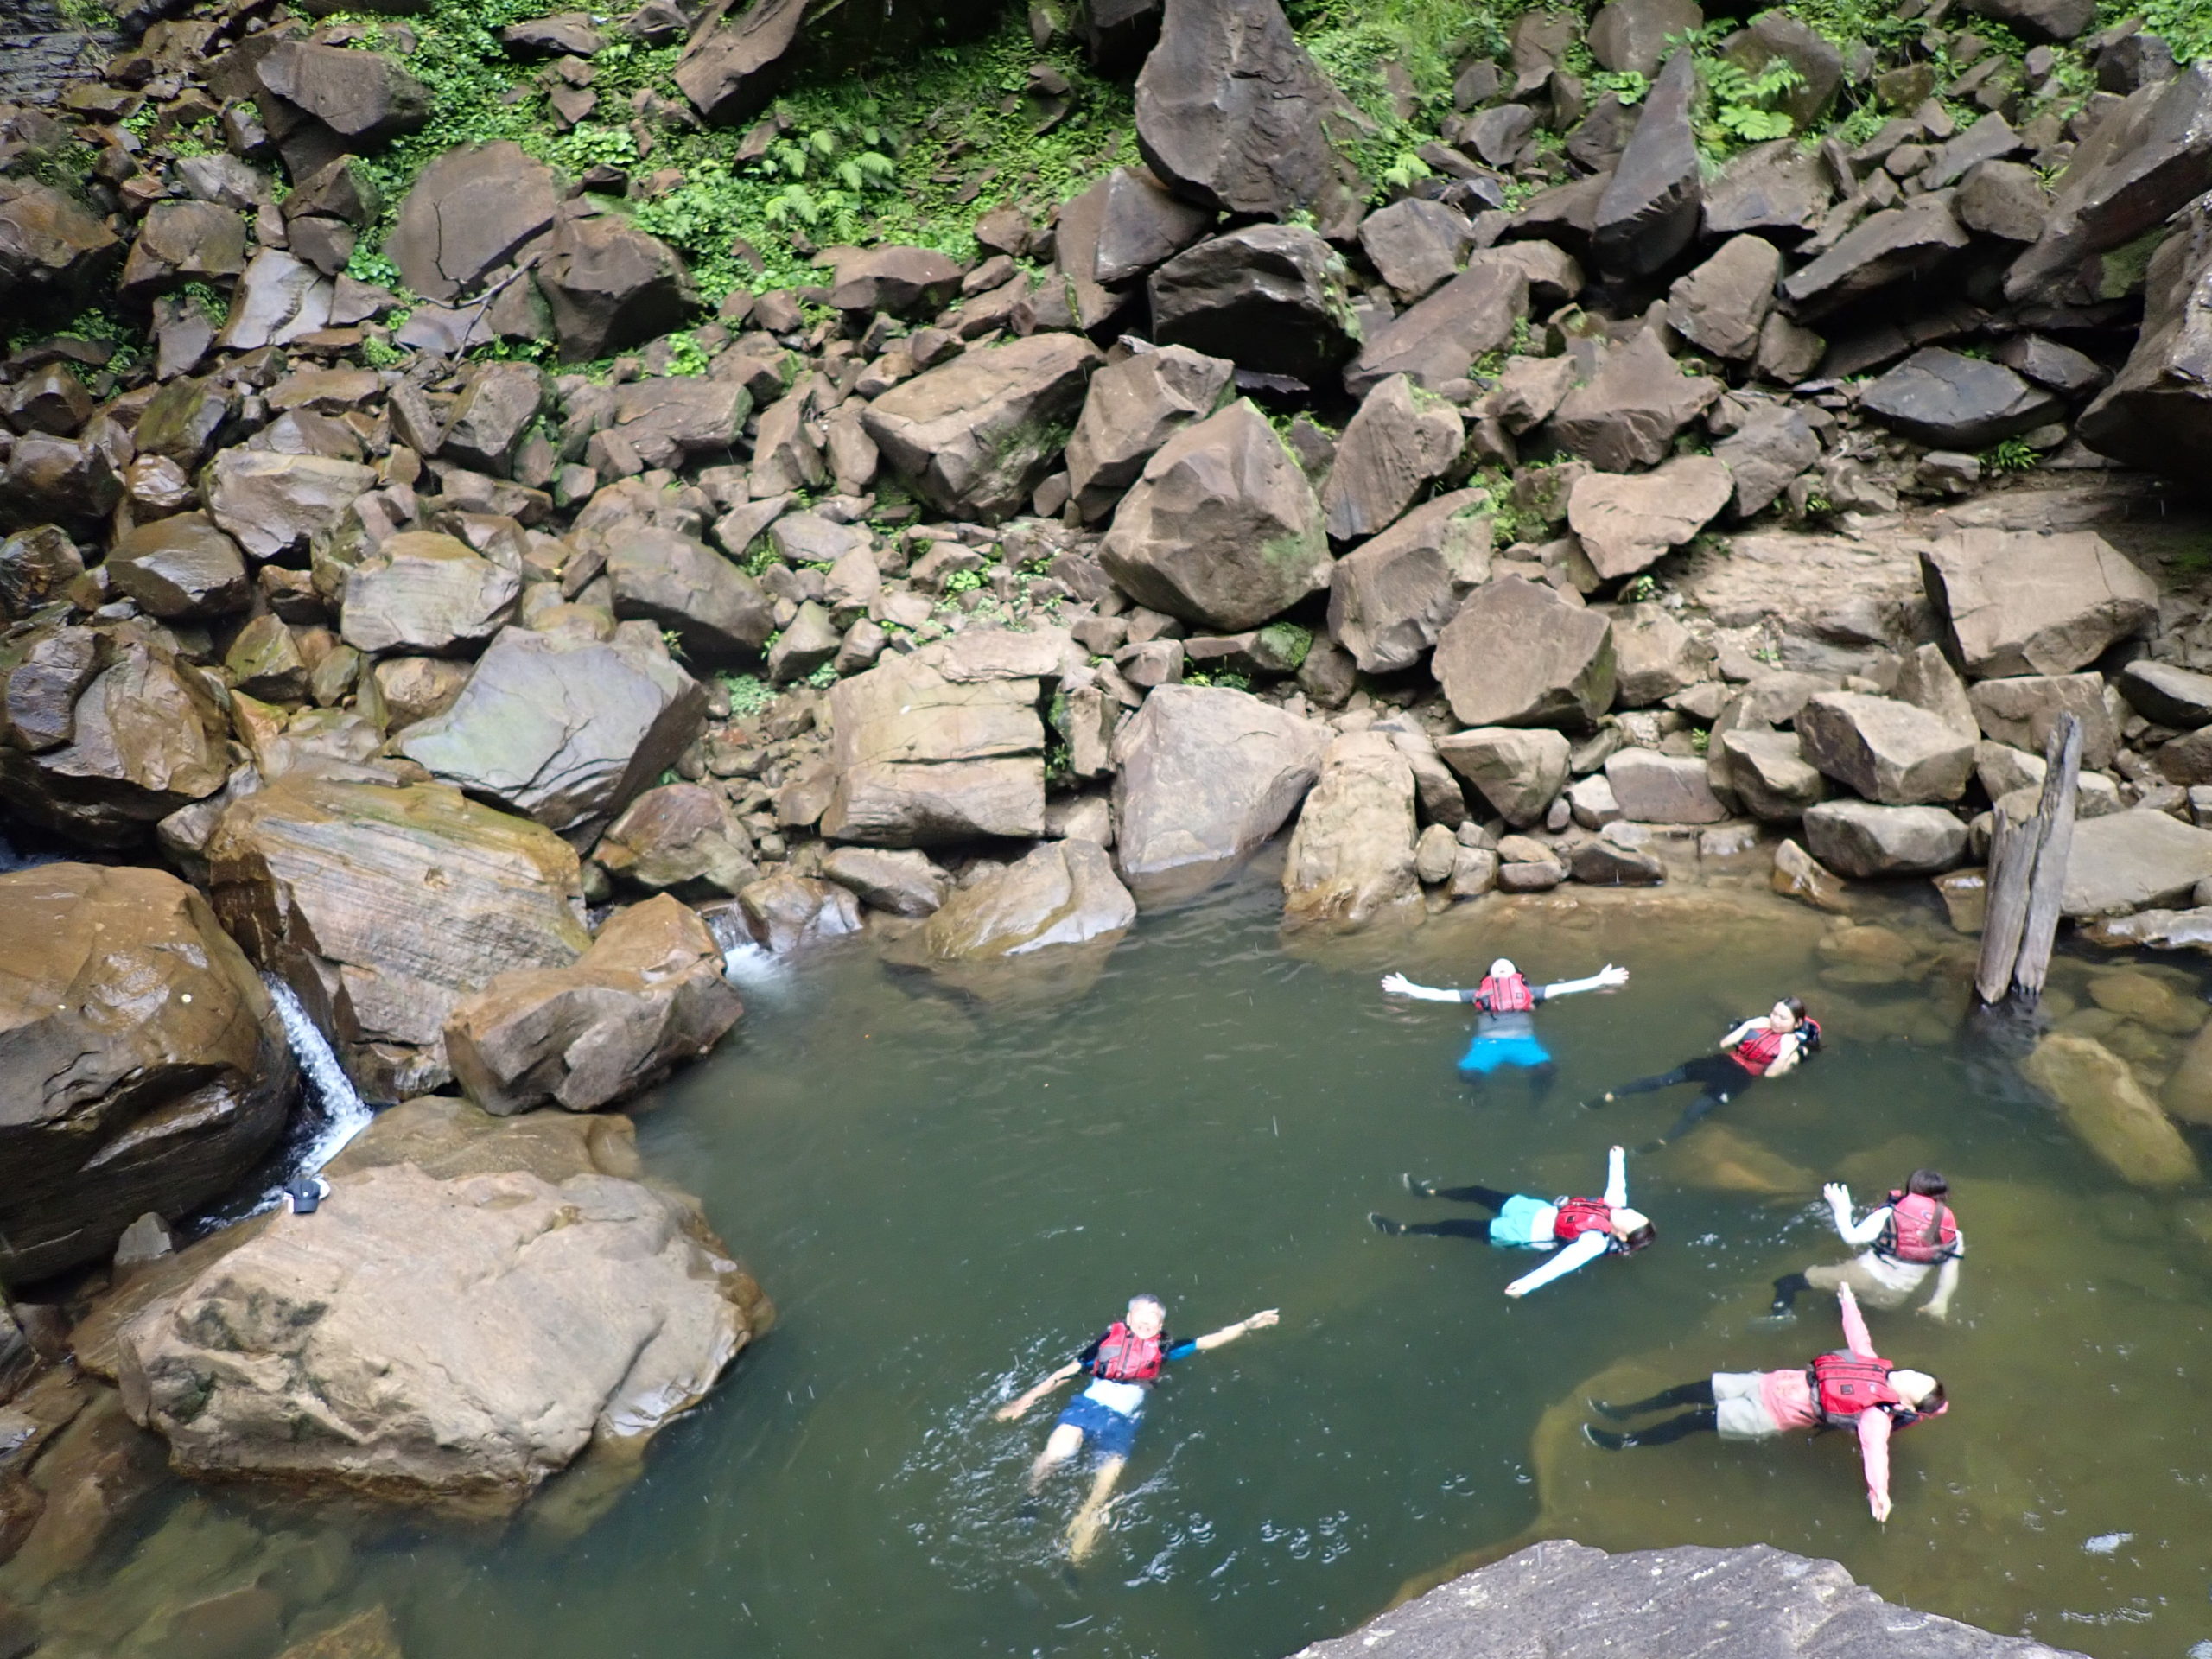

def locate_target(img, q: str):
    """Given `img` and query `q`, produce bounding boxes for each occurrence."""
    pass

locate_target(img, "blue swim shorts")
[1488,1192,1555,1247]
[1459,1032,1553,1076]
[1055,1393,1143,1459]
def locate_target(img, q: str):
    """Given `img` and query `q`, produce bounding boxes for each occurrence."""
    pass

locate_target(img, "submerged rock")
[2024,1030,2199,1187]
[893,838,1135,963]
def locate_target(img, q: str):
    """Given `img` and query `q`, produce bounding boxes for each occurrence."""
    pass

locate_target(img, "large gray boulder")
[340,531,521,655]
[1566,456,1732,580]
[1321,375,1464,542]
[863,334,1103,524]
[894,837,1135,964]
[1781,194,1969,320]
[1093,165,1215,284]
[1589,0,1703,75]
[105,513,250,620]
[1591,51,1700,277]
[820,628,1065,846]
[672,0,805,125]
[202,449,377,561]
[1433,576,1615,728]
[2063,810,2212,918]
[1859,348,2063,448]
[1343,256,1529,397]
[1357,197,1470,302]
[2118,659,2212,729]
[1920,529,2157,677]
[602,525,773,662]
[1148,225,1360,388]
[1134,0,1363,232]
[2005,63,2212,302]
[1327,489,1494,673]
[1721,728,1826,820]
[1803,799,1967,877]
[1064,345,1234,522]
[1605,747,1728,823]
[1967,672,2120,771]
[2076,200,2212,476]
[397,626,706,838]
[1552,330,1722,472]
[1666,233,1781,360]
[1608,601,1712,706]
[537,213,696,363]
[1098,399,1331,631]
[0,864,295,1284]
[1436,727,1569,826]
[1702,138,1832,239]
[1287,1540,2084,1659]
[1796,691,1975,804]
[1112,684,1327,898]
[1281,731,1421,931]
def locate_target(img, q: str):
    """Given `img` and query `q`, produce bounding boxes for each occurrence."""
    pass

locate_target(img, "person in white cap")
[1381,956,1630,1100]
[1369,1145,1655,1297]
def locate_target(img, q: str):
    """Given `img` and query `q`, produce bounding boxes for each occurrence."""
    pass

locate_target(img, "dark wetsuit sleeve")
[1074,1332,1109,1372]
[1530,987,1550,1003]
[1456,988,1484,1007]
[1163,1338,1197,1363]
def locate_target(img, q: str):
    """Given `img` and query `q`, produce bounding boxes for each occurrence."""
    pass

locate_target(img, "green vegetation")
[1618,575,1659,602]
[1697,41,1805,143]
[1980,438,2040,474]
[721,671,776,717]
[662,332,712,377]
[941,568,988,594]
[1182,669,1253,690]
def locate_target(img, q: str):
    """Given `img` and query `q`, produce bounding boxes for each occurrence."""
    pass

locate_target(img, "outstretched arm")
[1922,1254,1962,1322]
[1504,1231,1609,1297]
[1540,964,1630,998]
[1191,1308,1280,1351]
[1857,1408,1895,1521]
[1603,1145,1627,1208]
[995,1358,1084,1421]
[1825,1183,1890,1246]
[1381,973,1465,1003]
[1837,1283,1877,1357]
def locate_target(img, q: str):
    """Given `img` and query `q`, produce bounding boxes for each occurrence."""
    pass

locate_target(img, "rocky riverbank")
[9,0,2212,1640]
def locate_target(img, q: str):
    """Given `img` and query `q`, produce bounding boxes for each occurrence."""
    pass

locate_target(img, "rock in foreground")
[117,1160,768,1515]
[1289,1540,2084,1659]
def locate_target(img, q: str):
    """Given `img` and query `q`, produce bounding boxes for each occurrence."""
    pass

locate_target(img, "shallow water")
[24,870,2212,1658]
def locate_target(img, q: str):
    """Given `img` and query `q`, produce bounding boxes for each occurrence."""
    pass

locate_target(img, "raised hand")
[1243,1308,1281,1331]
[1596,963,1630,988]
[1823,1181,1851,1211]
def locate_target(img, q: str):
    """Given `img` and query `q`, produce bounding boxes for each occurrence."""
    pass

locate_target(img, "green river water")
[24,868,2212,1659]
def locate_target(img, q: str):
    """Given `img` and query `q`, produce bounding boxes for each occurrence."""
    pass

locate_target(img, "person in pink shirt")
[1580,1285,1945,1521]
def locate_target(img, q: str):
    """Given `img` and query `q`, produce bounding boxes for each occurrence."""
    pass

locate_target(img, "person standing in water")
[995,1295,1279,1563]
[1369,1145,1655,1296]
[1586,996,1821,1145]
[1584,1284,1945,1522]
[1769,1171,1964,1321]
[1382,957,1630,1099]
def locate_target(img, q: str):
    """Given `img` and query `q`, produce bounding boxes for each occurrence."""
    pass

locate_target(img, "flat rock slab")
[1567,456,1732,579]
[1434,576,1615,728]
[2063,809,2212,918]
[1920,528,2157,677]
[1288,1540,2087,1658]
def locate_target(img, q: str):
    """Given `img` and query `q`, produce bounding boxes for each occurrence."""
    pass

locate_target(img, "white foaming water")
[264,976,373,1172]
[721,941,789,993]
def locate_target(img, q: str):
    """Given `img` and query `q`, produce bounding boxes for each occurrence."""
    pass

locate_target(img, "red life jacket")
[1810,1351,1904,1424]
[1479,972,1535,1013]
[1551,1196,1614,1243]
[1092,1321,1166,1384]
[1875,1192,1960,1264]
[1730,1016,1820,1076]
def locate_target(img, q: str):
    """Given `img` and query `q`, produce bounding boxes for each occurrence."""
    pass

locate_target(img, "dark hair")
[1905,1169,1950,1248]
[1780,996,1808,1024]
[1918,1379,1947,1414]
[1621,1222,1657,1254]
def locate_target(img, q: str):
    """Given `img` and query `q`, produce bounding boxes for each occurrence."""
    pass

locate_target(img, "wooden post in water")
[1973,712,2082,1008]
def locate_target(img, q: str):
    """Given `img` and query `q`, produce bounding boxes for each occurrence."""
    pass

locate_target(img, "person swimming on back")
[995,1294,1279,1564]
[1369,1146,1655,1297]
[1586,996,1820,1147]
[1584,1284,1946,1522]
[1382,957,1630,1101]
[1769,1170,1964,1321]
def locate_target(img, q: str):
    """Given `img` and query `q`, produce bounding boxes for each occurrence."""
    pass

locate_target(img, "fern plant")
[1704,52,1808,141]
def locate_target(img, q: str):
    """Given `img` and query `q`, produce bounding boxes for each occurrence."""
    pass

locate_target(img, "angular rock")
[820,628,1065,846]
[340,532,521,654]
[1357,197,1468,303]
[1796,691,1975,804]
[1134,0,1363,231]
[672,0,805,125]
[2119,659,2212,729]
[1605,747,1727,823]
[1148,224,1359,387]
[216,250,334,353]
[538,213,694,362]
[2076,200,2212,475]
[594,376,752,473]
[2024,1031,2199,1186]
[1609,601,1712,706]
[442,361,547,474]
[105,513,250,620]
[1321,376,1464,543]
[827,245,961,315]
[2063,809,2212,918]
[2005,63,2212,301]
[387,143,563,303]
[863,334,1103,524]
[1344,255,1529,397]
[1665,234,1780,360]
[1566,456,1732,580]
[1064,344,1234,522]
[1093,166,1215,285]
[893,838,1135,962]
[0,182,119,303]
[1112,683,1327,895]
[0,434,119,529]
[818,846,950,917]
[594,783,756,896]
[1326,488,1494,673]
[116,1159,766,1512]
[1434,576,1615,728]
[1713,404,1819,517]
[1281,731,1420,930]
[1702,138,1834,240]
[119,200,248,299]
[1589,0,1702,76]
[1591,51,1701,277]
[1968,673,2120,771]
[1859,347,2064,448]
[1721,728,1826,819]
[203,449,377,562]
[1098,399,1331,631]
[1552,330,1722,472]
[1772,835,1848,908]
[729,874,862,954]
[1436,727,1568,827]
[1803,798,1966,877]
[1956,159,2048,243]
[398,626,705,837]
[254,41,429,151]
[1782,195,1971,320]
[1722,13,1840,128]
[444,894,740,1115]
[602,526,772,661]
[1920,529,2157,677]
[1963,0,2090,38]
[0,865,294,1285]
[0,524,85,617]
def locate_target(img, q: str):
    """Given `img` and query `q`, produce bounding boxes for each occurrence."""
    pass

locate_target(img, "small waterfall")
[702,906,790,993]
[264,976,374,1173]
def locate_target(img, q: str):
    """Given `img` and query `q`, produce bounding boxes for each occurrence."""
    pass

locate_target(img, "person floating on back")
[1382,957,1630,1101]
[995,1295,1279,1563]
[1586,996,1821,1146]
[1770,1170,1964,1322]
[1369,1146,1655,1297]
[1584,1284,1945,1522]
